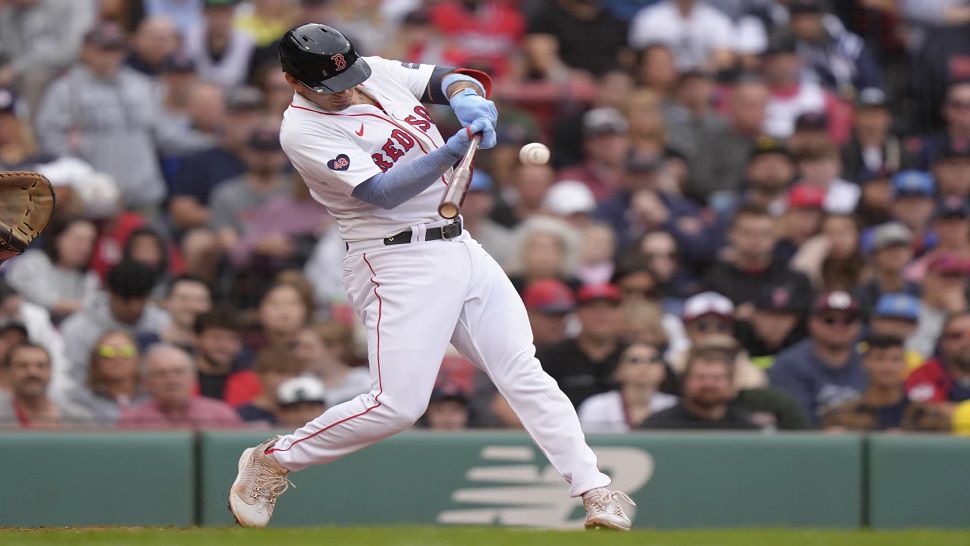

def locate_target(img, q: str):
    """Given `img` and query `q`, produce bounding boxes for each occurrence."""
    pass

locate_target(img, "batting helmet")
[278,24,371,94]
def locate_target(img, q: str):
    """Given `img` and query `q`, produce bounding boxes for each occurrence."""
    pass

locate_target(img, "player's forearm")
[351,146,463,210]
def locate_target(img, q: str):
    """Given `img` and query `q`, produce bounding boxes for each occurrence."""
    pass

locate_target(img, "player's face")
[285,72,356,111]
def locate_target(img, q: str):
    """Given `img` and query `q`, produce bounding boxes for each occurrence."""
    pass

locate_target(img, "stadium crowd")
[0,0,968,435]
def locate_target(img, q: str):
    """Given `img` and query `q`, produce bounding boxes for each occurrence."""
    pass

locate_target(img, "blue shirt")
[768,339,867,425]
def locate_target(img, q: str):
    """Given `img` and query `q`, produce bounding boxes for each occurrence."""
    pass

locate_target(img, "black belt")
[346,219,462,250]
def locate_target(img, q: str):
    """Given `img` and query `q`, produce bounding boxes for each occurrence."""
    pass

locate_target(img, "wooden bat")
[438,134,482,220]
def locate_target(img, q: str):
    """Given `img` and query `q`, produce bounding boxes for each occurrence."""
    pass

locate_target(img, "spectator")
[760,37,844,141]
[642,342,759,430]
[768,290,867,424]
[144,0,204,37]
[292,323,370,407]
[556,107,630,201]
[638,229,696,302]
[735,282,810,369]
[889,170,936,245]
[910,253,970,358]
[538,283,625,407]
[122,226,172,296]
[522,279,577,351]
[671,291,767,388]
[0,282,70,398]
[704,204,814,308]
[542,181,598,229]
[506,216,581,294]
[576,222,616,285]
[663,69,727,163]
[869,293,925,370]
[578,342,677,432]
[930,143,970,201]
[524,0,629,79]
[788,0,884,96]
[118,343,243,428]
[275,375,328,429]
[823,334,948,431]
[427,0,525,77]
[491,163,555,228]
[192,307,254,404]
[34,21,208,210]
[841,88,903,182]
[734,137,796,213]
[912,80,970,168]
[151,276,213,350]
[185,0,256,88]
[907,311,970,407]
[855,169,895,228]
[792,213,865,291]
[906,199,970,282]
[792,143,860,215]
[460,171,512,266]
[0,342,92,427]
[424,384,471,431]
[63,330,146,425]
[690,77,770,206]
[4,217,99,322]
[609,252,689,358]
[625,90,672,162]
[857,222,920,316]
[634,43,678,99]
[235,346,305,425]
[618,299,670,352]
[776,183,825,263]
[168,87,265,232]
[628,0,736,71]
[126,16,180,78]
[0,86,45,170]
[0,0,96,113]
[210,125,291,253]
[60,260,169,386]
[253,282,311,351]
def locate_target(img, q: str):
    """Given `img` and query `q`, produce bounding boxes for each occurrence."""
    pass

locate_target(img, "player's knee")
[383,398,428,430]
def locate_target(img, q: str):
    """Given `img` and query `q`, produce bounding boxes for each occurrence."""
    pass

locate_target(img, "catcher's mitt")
[0,171,55,263]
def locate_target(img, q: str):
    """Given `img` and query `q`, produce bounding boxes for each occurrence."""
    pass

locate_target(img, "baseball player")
[228,24,634,531]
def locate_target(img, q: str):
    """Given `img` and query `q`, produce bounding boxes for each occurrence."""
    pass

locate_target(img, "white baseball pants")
[269,228,611,497]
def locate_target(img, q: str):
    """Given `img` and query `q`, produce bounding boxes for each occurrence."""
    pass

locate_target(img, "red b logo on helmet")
[331,54,347,71]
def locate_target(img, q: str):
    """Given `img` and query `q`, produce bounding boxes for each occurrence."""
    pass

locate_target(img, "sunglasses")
[818,314,860,326]
[97,345,137,359]
[691,319,732,333]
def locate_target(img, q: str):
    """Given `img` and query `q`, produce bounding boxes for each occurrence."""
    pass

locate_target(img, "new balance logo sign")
[436,446,653,528]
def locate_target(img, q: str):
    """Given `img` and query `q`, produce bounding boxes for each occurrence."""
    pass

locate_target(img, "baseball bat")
[438,134,482,219]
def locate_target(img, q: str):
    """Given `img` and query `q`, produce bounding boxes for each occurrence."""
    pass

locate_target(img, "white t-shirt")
[578,390,678,433]
[280,56,451,241]
[628,1,736,70]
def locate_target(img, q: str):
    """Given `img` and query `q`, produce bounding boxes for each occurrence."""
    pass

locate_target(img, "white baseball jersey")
[280,56,452,241]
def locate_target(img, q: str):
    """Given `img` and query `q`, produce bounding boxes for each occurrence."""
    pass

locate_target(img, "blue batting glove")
[444,118,496,157]
[449,88,498,128]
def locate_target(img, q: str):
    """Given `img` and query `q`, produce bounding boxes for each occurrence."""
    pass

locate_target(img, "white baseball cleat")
[582,487,636,531]
[228,437,292,527]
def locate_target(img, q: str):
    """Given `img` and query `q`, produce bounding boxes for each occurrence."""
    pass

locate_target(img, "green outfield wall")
[0,431,967,529]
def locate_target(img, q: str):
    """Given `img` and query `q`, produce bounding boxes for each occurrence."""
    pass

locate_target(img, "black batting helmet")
[279,24,371,94]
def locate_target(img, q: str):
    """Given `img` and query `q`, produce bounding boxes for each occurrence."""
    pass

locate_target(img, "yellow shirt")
[235,15,291,47]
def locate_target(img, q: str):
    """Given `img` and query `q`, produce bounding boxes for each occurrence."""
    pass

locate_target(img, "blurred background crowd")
[0,0,968,435]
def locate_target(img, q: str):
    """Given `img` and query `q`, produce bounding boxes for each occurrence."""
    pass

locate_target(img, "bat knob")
[438,203,459,219]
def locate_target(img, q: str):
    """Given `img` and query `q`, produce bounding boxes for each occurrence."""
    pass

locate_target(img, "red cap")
[576,283,623,305]
[788,183,826,209]
[523,279,576,314]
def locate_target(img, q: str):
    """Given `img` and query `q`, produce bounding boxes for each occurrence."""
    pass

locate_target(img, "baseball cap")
[543,181,596,216]
[927,252,970,275]
[0,317,28,337]
[934,197,970,221]
[83,21,128,50]
[469,170,493,193]
[748,136,790,161]
[582,107,629,138]
[277,376,327,406]
[891,170,935,198]
[429,384,469,405]
[576,283,622,305]
[856,87,888,109]
[813,290,860,315]
[0,87,16,116]
[755,283,810,314]
[523,279,576,314]
[224,86,265,112]
[873,293,920,322]
[871,222,913,251]
[788,183,825,209]
[795,111,829,132]
[682,291,734,322]
[247,127,281,151]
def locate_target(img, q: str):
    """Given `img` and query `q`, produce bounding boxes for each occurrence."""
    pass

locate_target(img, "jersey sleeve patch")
[328,154,351,171]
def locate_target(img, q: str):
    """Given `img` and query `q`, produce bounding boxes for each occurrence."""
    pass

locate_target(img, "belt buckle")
[441,221,461,239]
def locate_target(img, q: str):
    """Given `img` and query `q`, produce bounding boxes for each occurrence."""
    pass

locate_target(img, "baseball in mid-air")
[519,142,551,165]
